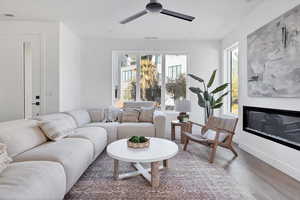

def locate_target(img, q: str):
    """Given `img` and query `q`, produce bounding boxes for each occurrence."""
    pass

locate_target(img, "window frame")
[112,51,190,111]
[223,43,239,116]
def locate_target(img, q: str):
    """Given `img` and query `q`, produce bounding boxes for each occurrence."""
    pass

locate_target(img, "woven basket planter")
[127,139,150,149]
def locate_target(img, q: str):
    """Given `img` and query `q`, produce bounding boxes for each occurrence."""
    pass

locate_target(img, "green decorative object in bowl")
[127,136,150,149]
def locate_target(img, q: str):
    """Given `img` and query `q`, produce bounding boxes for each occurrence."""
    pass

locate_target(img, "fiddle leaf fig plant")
[188,69,229,122]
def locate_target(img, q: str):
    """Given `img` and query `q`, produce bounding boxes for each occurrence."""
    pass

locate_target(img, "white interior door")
[0,35,42,122]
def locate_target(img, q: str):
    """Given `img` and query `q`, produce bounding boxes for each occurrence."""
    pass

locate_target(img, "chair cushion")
[117,123,155,139]
[68,127,107,158]
[0,120,48,158]
[66,110,91,127]
[13,138,94,191]
[82,122,119,143]
[88,108,106,122]
[202,129,229,142]
[0,143,12,174]
[39,119,74,141]
[139,107,154,123]
[0,161,66,200]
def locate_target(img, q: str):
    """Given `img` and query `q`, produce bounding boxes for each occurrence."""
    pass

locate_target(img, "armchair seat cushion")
[202,129,228,142]
[0,161,66,200]
[186,129,228,143]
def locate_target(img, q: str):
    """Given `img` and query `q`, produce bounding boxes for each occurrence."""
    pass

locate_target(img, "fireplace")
[243,106,300,151]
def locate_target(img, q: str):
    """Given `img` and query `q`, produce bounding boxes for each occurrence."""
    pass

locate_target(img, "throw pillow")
[139,107,154,123]
[121,109,140,123]
[0,143,12,174]
[88,108,106,122]
[202,129,228,142]
[39,119,74,141]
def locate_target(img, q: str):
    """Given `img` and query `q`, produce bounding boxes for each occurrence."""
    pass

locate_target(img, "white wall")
[59,23,81,111]
[81,38,221,123]
[222,0,300,181]
[0,20,60,114]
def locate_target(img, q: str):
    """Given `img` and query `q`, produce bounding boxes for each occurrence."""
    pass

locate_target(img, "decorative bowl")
[127,136,150,149]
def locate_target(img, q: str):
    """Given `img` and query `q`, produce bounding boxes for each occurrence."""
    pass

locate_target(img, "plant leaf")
[188,74,204,83]
[207,69,217,88]
[214,91,229,105]
[189,87,203,94]
[212,103,223,109]
[197,94,205,107]
[211,83,229,94]
[203,91,209,101]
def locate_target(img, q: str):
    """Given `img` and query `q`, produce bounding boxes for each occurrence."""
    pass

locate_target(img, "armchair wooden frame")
[183,117,239,163]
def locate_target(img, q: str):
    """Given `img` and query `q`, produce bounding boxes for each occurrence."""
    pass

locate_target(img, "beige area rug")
[65,141,255,200]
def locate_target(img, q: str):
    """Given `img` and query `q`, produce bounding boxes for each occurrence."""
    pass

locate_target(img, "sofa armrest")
[153,111,166,138]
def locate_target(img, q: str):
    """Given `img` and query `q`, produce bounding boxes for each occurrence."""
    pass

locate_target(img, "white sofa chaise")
[0,102,166,200]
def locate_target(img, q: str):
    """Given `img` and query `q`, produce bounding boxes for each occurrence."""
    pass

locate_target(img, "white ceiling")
[0,0,264,39]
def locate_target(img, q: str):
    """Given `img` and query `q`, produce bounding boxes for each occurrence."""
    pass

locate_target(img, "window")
[165,55,187,110]
[119,54,137,101]
[140,55,162,107]
[224,44,239,115]
[113,52,188,110]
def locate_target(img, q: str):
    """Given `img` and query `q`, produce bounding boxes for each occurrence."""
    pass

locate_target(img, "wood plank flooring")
[182,141,300,200]
[170,129,300,200]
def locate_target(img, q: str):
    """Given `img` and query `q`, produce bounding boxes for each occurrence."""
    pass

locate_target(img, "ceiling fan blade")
[120,10,148,24]
[160,9,195,22]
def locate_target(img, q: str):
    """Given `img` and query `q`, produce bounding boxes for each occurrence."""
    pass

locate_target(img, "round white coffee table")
[106,137,178,187]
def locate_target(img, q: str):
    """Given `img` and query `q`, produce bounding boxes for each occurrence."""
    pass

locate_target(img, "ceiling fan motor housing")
[146,2,163,13]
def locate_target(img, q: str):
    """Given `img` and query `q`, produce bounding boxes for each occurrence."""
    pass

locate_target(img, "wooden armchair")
[183,116,239,163]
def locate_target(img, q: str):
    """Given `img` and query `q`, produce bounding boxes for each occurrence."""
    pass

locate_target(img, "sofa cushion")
[68,127,107,158]
[13,138,94,191]
[117,123,155,139]
[0,161,66,200]
[37,113,77,129]
[139,107,154,123]
[0,120,47,158]
[66,110,91,127]
[88,108,106,122]
[0,143,12,174]
[120,109,140,123]
[83,122,119,143]
[39,119,74,141]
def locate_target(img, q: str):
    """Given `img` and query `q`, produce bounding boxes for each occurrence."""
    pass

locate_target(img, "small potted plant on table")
[127,136,150,149]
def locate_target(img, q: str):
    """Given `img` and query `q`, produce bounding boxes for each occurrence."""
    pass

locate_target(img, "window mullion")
[136,54,141,101]
[161,54,166,111]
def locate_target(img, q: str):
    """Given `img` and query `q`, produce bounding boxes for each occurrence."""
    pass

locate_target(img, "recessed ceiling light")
[3,13,15,17]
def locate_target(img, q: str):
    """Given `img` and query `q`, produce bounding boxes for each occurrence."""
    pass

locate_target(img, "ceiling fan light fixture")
[146,2,163,13]
[120,0,195,24]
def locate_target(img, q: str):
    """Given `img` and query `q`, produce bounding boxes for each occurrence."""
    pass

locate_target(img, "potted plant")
[188,69,229,123]
[127,136,150,149]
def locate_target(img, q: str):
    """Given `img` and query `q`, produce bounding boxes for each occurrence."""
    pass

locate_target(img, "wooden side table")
[171,120,189,144]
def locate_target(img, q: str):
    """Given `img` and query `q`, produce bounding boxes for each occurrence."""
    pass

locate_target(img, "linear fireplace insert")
[243,106,300,151]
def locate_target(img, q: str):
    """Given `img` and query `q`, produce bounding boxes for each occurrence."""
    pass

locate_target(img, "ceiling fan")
[120,0,195,24]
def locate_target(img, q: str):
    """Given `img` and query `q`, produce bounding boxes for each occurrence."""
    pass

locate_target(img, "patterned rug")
[65,142,255,200]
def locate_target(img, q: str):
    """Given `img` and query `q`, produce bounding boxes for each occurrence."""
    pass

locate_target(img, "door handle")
[32,101,40,106]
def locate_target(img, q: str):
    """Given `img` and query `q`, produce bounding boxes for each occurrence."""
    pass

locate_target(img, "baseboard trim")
[239,143,300,182]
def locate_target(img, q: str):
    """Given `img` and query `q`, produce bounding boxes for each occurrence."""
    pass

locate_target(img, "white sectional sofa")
[0,102,166,200]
